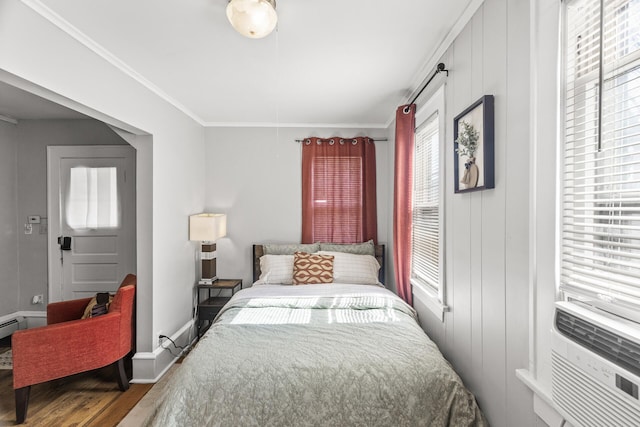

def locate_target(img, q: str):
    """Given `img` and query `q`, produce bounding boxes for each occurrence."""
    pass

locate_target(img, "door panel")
[74,235,118,254]
[48,145,136,301]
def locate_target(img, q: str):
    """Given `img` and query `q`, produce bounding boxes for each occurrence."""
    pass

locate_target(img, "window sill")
[411,282,448,322]
[516,369,575,427]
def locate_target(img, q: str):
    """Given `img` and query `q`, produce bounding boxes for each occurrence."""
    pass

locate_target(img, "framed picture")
[453,95,494,193]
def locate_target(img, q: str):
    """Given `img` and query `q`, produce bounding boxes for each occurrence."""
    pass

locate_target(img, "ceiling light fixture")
[226,0,277,39]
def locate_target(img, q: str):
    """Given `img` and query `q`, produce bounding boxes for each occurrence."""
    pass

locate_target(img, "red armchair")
[11,274,136,424]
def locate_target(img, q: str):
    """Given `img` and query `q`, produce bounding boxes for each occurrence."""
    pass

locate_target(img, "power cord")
[159,334,187,357]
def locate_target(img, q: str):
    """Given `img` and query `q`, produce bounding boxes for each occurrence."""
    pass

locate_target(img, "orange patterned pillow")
[292,252,334,285]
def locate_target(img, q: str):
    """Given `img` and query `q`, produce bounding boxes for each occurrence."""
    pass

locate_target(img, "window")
[301,137,377,244]
[66,167,119,229]
[561,0,640,322]
[411,113,441,292]
[310,156,363,242]
[409,85,446,316]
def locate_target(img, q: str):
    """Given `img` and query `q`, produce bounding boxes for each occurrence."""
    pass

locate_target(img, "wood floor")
[0,347,152,427]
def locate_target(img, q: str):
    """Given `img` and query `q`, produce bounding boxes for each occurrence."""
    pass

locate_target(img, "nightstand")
[196,279,242,339]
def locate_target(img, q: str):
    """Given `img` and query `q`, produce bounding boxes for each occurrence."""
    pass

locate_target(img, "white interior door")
[48,145,136,301]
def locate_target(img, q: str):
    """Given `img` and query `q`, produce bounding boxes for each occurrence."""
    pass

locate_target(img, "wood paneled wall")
[406,1,536,426]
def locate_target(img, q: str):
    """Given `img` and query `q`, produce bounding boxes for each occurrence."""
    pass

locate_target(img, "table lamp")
[189,213,227,284]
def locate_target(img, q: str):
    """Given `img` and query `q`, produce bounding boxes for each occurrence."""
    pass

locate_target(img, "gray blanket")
[145,284,487,426]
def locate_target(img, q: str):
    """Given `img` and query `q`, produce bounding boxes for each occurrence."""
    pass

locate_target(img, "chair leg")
[15,386,31,424]
[114,357,130,391]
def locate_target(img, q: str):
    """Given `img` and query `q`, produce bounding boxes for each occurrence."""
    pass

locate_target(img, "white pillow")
[317,251,380,285]
[259,255,294,285]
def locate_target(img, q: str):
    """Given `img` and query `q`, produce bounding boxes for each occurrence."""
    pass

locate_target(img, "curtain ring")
[316,139,322,145]
[403,105,412,114]
[329,139,335,145]
[339,139,345,145]
[305,139,311,145]
[352,139,357,145]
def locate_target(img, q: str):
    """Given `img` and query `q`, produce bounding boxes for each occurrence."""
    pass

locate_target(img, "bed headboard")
[252,244,385,285]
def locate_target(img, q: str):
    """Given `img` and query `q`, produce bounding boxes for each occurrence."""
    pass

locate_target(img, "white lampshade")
[226,0,277,39]
[189,213,227,242]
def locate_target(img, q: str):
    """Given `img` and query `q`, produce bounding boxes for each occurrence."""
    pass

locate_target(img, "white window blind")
[411,112,441,291]
[561,0,640,321]
[312,157,363,243]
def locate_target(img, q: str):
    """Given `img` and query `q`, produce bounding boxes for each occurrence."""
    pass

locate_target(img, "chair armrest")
[47,298,92,324]
[12,313,129,389]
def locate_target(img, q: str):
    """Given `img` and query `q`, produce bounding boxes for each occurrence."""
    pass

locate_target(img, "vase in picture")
[460,156,479,188]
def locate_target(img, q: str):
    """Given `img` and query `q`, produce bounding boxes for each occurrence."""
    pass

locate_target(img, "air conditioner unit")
[551,302,640,426]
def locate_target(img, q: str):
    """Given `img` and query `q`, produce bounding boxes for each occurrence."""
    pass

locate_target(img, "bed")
[144,243,487,426]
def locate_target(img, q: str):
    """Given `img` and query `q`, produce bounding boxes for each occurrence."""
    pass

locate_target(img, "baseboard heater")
[0,316,26,340]
[552,302,640,426]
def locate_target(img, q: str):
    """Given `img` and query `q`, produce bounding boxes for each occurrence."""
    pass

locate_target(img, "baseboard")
[131,319,195,383]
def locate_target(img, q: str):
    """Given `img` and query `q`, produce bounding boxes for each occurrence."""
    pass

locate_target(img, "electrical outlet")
[24,224,32,235]
[32,294,43,304]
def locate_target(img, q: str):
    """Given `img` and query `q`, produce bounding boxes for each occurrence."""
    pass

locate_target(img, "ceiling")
[0,80,88,121]
[8,0,475,127]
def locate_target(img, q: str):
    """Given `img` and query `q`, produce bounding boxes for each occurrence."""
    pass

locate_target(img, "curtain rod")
[295,138,388,143]
[406,62,449,107]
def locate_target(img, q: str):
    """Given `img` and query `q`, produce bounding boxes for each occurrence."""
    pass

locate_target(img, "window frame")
[410,85,448,321]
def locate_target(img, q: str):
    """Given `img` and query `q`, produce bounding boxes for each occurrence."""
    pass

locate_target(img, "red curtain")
[301,137,377,244]
[393,105,415,305]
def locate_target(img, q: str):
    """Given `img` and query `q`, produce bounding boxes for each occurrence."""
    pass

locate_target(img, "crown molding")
[203,121,388,129]
[21,0,206,127]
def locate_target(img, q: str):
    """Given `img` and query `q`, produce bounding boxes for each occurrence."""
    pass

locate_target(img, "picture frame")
[453,95,494,193]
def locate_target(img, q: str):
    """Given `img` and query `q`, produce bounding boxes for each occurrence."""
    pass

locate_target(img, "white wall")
[0,120,19,317]
[0,1,205,380]
[15,119,126,310]
[204,127,390,289]
[387,0,537,426]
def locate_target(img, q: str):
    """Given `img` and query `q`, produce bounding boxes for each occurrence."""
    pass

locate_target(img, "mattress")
[144,283,487,426]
